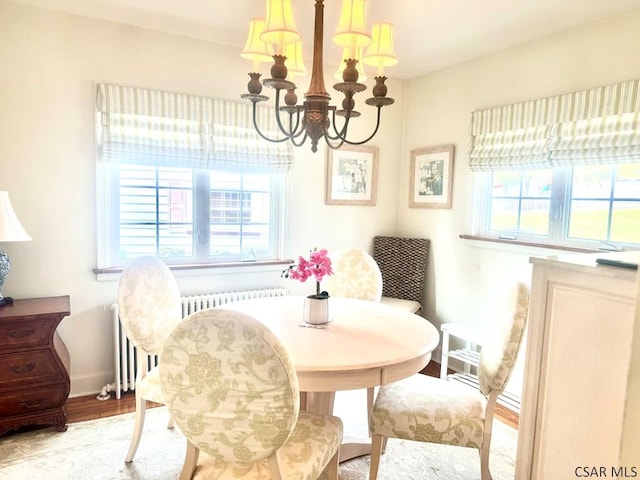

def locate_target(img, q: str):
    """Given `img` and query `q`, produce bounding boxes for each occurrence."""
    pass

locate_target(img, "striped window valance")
[468,79,640,171]
[96,83,294,174]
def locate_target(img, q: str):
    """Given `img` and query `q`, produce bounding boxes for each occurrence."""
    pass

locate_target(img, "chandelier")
[240,0,398,153]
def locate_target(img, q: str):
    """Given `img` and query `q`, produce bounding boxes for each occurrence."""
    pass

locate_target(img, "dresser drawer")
[0,385,67,416]
[0,319,52,349]
[0,350,62,388]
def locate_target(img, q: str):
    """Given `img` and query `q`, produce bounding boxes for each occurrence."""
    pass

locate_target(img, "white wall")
[0,1,403,395]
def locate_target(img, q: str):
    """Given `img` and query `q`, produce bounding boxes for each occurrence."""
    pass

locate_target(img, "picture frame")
[326,145,379,206]
[409,144,455,209]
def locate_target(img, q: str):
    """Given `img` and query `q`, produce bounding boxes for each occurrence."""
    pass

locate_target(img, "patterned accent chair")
[323,248,383,302]
[373,235,430,313]
[117,255,182,462]
[323,247,383,433]
[159,308,343,480]
[368,282,530,480]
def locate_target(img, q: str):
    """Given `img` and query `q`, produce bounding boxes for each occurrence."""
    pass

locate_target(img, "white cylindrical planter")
[303,296,329,326]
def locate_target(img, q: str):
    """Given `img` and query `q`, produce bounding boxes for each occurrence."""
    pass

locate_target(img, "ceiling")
[7,0,640,79]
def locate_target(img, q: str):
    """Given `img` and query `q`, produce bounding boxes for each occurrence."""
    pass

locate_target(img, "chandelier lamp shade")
[0,191,32,307]
[240,0,398,152]
[240,19,275,73]
[363,23,399,76]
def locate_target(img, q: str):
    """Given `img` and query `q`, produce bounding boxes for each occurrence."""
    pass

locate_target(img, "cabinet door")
[532,275,635,478]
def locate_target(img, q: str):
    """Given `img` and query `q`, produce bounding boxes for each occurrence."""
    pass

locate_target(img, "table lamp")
[0,191,32,306]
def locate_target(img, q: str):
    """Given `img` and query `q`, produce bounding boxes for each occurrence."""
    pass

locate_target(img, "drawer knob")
[9,363,36,374]
[19,399,46,409]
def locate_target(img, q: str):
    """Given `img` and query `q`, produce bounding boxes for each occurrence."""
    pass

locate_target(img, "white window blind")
[96,83,294,174]
[468,79,640,171]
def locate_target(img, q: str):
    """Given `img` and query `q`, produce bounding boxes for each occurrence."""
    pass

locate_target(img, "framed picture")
[409,144,455,209]
[326,145,379,206]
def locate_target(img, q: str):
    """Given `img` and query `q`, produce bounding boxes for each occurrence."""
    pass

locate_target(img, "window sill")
[459,235,599,254]
[93,259,294,282]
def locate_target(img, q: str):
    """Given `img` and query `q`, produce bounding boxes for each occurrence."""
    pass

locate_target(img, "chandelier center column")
[303,0,332,152]
[306,0,329,99]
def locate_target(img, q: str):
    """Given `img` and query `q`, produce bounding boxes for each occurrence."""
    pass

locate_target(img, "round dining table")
[222,295,440,461]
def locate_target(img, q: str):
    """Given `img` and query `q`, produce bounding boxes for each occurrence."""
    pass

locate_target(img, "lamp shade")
[261,0,300,55]
[0,191,31,242]
[241,18,275,71]
[363,22,398,76]
[284,40,307,80]
[332,0,371,57]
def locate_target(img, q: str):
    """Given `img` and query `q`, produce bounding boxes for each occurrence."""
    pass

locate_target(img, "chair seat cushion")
[193,411,343,480]
[135,367,164,403]
[380,296,421,313]
[370,374,487,448]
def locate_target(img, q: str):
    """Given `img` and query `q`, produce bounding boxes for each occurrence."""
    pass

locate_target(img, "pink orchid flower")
[282,247,334,297]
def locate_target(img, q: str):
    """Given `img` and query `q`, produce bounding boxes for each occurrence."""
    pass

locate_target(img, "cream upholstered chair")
[117,255,182,463]
[323,248,383,302]
[369,282,530,480]
[324,248,382,448]
[159,308,343,480]
[323,247,383,426]
[373,235,430,313]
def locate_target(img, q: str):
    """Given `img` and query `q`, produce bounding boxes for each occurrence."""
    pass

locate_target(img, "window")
[469,79,640,250]
[95,83,293,269]
[478,164,640,248]
[101,164,282,266]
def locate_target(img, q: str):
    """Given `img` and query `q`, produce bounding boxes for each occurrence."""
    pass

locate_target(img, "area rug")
[0,398,517,480]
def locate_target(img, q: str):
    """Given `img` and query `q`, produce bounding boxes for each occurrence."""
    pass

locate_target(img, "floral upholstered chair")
[368,282,530,480]
[323,247,383,432]
[323,248,383,302]
[159,308,343,480]
[117,255,183,462]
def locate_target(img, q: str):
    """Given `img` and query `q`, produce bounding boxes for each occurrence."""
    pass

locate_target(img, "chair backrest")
[478,282,530,396]
[159,308,300,465]
[117,255,182,355]
[323,248,383,301]
[373,236,430,304]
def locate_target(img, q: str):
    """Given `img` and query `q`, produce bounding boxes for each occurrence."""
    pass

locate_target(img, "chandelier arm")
[289,109,309,139]
[286,109,306,139]
[323,135,345,150]
[251,101,291,143]
[272,89,299,139]
[325,109,352,141]
[339,107,383,146]
[291,131,309,147]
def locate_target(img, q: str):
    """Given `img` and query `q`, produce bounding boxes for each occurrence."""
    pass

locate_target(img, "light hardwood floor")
[64,362,519,430]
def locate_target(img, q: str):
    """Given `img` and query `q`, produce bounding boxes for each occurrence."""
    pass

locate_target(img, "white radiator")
[107,287,288,400]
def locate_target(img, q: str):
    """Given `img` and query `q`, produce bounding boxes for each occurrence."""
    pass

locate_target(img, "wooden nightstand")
[0,296,71,436]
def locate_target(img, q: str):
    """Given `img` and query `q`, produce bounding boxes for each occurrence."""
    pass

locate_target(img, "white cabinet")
[515,252,638,479]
